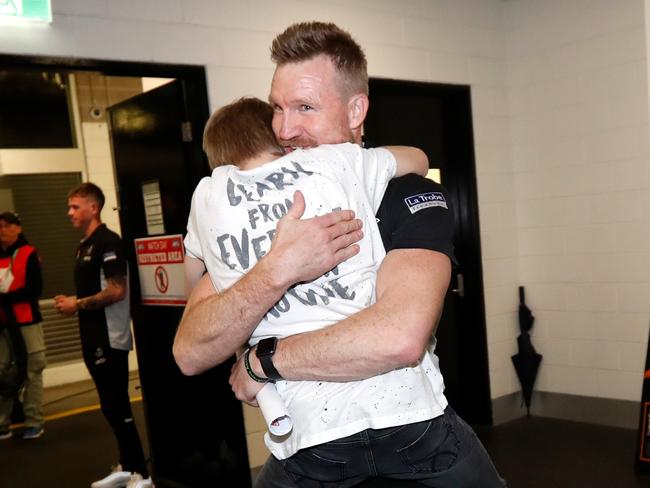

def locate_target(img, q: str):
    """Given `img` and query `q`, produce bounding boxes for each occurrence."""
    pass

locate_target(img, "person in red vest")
[0,212,46,440]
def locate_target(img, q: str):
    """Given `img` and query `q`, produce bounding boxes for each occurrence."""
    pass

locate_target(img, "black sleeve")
[2,251,43,303]
[376,173,458,265]
[100,234,127,280]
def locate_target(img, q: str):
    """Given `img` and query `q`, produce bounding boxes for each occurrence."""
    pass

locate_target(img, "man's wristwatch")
[255,337,283,382]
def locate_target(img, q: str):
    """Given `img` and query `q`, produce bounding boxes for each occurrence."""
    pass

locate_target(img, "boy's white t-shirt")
[185,142,447,459]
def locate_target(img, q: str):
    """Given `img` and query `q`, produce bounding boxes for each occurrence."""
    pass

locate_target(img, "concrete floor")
[3,378,649,487]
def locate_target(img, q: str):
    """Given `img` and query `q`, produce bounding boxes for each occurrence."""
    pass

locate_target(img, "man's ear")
[90,201,100,218]
[347,93,369,131]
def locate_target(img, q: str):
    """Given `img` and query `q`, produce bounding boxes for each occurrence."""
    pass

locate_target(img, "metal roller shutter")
[40,299,82,364]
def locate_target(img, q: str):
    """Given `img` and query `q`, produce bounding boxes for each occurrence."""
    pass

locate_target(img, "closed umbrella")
[511,286,542,416]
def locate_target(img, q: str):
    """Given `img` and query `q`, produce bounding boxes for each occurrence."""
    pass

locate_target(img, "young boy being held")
[182,96,428,458]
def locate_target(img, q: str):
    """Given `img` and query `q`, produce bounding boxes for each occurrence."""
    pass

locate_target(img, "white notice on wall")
[142,180,165,235]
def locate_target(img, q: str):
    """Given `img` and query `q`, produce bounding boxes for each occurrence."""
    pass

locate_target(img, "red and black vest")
[0,244,41,326]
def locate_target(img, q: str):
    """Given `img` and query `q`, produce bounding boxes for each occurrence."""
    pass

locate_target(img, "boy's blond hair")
[203,97,282,169]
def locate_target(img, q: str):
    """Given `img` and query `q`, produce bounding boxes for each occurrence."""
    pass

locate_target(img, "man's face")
[269,55,356,150]
[0,221,21,248]
[67,196,95,231]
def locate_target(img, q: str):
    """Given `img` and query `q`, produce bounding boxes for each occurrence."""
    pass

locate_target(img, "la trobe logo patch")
[404,192,448,214]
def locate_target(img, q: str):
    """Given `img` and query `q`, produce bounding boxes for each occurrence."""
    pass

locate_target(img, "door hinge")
[181,121,193,142]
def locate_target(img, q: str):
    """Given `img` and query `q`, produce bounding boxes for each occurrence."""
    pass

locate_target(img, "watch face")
[257,337,277,357]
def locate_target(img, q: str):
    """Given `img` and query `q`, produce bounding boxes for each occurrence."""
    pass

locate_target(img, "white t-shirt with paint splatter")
[185,142,448,459]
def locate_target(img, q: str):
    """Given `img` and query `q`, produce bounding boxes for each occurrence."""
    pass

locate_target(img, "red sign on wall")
[134,235,186,306]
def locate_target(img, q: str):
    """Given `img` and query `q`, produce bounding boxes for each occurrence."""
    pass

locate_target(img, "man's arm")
[273,248,450,380]
[54,276,127,315]
[229,249,449,401]
[55,234,128,315]
[228,248,450,402]
[173,190,364,375]
[174,256,289,374]
[77,276,127,310]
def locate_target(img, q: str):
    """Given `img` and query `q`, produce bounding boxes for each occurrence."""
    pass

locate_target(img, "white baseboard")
[43,351,139,388]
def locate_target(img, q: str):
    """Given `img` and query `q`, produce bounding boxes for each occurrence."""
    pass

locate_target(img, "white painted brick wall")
[508,0,650,402]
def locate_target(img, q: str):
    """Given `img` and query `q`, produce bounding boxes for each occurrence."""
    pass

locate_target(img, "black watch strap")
[256,337,283,381]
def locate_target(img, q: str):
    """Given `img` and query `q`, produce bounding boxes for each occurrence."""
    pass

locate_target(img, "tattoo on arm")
[77,275,127,311]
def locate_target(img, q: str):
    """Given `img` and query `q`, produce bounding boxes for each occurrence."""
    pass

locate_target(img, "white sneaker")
[91,464,132,488]
[126,473,153,488]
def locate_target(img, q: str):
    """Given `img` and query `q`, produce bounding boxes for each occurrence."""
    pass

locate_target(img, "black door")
[365,79,492,425]
[108,81,251,487]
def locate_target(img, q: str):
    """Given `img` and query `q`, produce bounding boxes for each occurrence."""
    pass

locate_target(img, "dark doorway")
[365,79,492,425]
[108,81,250,486]
[0,55,251,487]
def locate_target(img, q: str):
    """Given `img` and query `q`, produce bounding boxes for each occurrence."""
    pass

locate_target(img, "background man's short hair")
[68,182,105,210]
[271,21,368,97]
[203,97,281,169]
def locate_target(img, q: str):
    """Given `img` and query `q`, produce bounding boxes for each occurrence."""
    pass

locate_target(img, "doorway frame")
[0,54,211,192]
[367,78,493,425]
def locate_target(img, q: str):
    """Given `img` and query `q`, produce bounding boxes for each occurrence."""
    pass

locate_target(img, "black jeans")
[255,407,506,488]
[84,347,148,476]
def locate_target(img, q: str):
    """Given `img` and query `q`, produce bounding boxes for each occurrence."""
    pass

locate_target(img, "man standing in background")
[0,212,46,440]
[55,183,151,488]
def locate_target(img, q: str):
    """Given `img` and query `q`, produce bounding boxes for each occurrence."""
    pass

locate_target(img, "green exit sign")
[0,0,52,23]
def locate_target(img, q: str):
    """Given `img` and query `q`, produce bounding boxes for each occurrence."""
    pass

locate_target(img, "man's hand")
[229,352,266,406]
[174,190,364,376]
[54,295,77,315]
[270,190,364,287]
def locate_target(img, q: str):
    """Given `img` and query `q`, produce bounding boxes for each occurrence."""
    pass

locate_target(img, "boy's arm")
[383,146,428,177]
